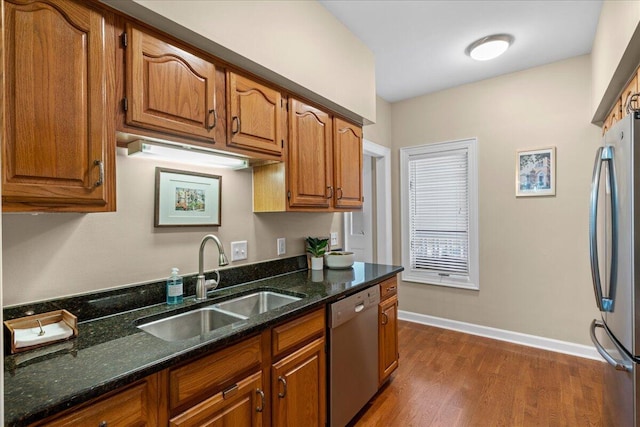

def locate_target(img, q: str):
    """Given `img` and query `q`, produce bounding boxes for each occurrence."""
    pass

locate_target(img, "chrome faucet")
[196,234,229,300]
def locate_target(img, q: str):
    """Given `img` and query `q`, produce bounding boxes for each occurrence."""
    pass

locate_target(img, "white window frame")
[400,138,479,290]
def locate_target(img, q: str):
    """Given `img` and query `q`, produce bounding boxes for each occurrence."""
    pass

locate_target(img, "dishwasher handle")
[355,303,365,313]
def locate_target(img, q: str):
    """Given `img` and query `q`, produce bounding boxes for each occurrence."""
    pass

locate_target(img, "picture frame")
[155,168,221,227]
[516,147,556,197]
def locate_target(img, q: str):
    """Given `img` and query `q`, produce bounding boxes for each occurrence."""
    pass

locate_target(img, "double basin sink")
[137,290,302,342]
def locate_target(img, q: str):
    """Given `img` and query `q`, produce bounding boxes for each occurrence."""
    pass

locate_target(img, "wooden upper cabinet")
[125,24,219,142]
[227,72,283,156]
[333,118,363,209]
[288,98,333,208]
[3,0,115,212]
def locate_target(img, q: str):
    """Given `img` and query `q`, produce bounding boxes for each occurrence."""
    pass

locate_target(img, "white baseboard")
[398,310,603,362]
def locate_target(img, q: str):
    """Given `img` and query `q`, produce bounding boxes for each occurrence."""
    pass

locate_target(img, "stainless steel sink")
[214,291,301,318]
[137,307,247,342]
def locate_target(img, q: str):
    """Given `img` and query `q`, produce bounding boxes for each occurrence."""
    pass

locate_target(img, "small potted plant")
[306,236,329,270]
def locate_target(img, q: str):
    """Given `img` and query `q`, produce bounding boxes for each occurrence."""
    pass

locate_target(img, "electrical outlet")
[330,232,338,247]
[277,238,286,255]
[231,240,248,261]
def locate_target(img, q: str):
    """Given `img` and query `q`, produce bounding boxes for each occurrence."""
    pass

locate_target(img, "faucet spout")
[196,234,229,300]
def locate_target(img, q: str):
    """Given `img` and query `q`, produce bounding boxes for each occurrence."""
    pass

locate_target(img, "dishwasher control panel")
[329,286,380,328]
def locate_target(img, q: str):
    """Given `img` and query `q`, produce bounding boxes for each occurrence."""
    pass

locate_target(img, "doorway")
[344,139,392,264]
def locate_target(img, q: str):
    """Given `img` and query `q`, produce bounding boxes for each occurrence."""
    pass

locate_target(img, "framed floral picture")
[155,168,221,227]
[515,147,556,197]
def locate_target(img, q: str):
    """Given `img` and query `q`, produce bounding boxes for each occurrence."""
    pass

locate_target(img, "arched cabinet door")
[287,98,333,209]
[227,72,283,156]
[333,118,363,209]
[3,0,115,212]
[125,23,219,142]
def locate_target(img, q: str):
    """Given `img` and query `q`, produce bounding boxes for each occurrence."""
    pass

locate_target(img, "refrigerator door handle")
[590,319,631,371]
[589,146,618,312]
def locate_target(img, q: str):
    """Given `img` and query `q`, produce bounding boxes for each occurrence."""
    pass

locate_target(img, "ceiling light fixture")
[465,34,514,61]
[127,139,249,169]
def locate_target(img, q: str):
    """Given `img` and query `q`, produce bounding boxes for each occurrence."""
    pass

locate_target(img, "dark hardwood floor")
[353,321,605,426]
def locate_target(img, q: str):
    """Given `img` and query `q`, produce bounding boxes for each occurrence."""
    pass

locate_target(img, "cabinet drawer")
[380,277,398,301]
[38,374,159,426]
[169,335,262,412]
[272,308,325,359]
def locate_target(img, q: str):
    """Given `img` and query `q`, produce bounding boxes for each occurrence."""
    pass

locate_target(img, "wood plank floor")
[352,321,605,427]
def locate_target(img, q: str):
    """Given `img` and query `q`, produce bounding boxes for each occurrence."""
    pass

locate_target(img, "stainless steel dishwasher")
[329,286,380,426]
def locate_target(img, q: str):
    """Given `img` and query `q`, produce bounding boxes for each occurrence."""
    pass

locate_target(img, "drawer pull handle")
[381,312,389,325]
[277,376,287,398]
[387,286,396,291]
[256,388,265,412]
[336,187,343,200]
[222,383,238,399]
[327,186,334,199]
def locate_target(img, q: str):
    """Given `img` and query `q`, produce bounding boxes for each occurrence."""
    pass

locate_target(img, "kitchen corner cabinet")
[34,373,163,426]
[227,71,284,156]
[333,118,363,209]
[3,0,116,212]
[123,23,220,143]
[379,277,399,386]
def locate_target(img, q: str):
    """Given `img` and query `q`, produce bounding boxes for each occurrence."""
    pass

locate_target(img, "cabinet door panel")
[126,24,217,141]
[170,372,264,427]
[3,0,113,209]
[288,99,332,208]
[334,118,363,209]
[272,338,326,427]
[227,72,282,155]
[379,295,399,385]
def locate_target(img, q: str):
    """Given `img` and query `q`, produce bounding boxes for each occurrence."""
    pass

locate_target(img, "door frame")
[344,139,392,264]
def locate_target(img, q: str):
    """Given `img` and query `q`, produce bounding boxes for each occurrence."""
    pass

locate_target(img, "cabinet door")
[126,24,218,142]
[227,72,283,155]
[333,118,363,209]
[287,99,333,209]
[379,294,399,386]
[272,338,326,427]
[3,0,115,211]
[40,374,161,426]
[170,372,264,427]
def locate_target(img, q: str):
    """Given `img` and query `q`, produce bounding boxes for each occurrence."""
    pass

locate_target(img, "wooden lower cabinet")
[379,288,399,386]
[36,374,162,426]
[272,337,326,427]
[170,371,264,427]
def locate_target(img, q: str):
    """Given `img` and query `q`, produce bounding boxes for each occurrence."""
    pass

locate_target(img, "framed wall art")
[155,168,221,227]
[516,147,556,197]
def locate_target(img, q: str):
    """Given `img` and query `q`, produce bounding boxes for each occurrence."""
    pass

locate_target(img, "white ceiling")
[319,0,603,103]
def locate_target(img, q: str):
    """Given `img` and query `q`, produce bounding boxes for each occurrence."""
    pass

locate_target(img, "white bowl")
[324,251,355,269]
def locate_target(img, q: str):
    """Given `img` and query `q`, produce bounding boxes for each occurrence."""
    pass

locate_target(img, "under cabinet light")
[127,139,249,169]
[465,34,514,61]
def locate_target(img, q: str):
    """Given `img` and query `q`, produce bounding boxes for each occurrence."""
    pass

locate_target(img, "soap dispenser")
[166,267,184,305]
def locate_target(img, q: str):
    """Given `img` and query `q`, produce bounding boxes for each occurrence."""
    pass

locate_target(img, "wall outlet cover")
[277,238,286,255]
[330,232,338,247]
[231,240,248,261]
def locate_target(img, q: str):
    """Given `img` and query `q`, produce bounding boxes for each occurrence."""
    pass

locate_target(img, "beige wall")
[391,55,601,345]
[591,0,640,121]
[120,0,376,123]
[2,150,341,306]
[363,96,393,148]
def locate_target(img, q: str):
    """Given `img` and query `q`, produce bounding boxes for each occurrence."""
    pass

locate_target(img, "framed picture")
[155,168,221,227]
[516,147,556,197]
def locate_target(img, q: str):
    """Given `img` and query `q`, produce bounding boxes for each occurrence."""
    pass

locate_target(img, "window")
[400,138,479,290]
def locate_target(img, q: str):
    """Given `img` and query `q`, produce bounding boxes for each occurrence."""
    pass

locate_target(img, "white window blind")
[401,139,479,290]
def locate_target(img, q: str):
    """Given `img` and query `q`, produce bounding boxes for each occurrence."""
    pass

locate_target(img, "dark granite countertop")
[4,261,402,426]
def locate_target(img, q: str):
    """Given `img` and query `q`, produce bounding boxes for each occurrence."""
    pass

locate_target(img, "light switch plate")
[231,240,248,261]
[277,238,286,255]
[330,232,338,247]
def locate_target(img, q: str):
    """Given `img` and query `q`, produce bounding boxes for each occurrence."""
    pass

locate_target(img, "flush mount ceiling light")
[465,34,514,61]
[127,139,249,169]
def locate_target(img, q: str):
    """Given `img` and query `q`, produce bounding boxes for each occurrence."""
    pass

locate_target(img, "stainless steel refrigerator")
[590,110,640,427]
